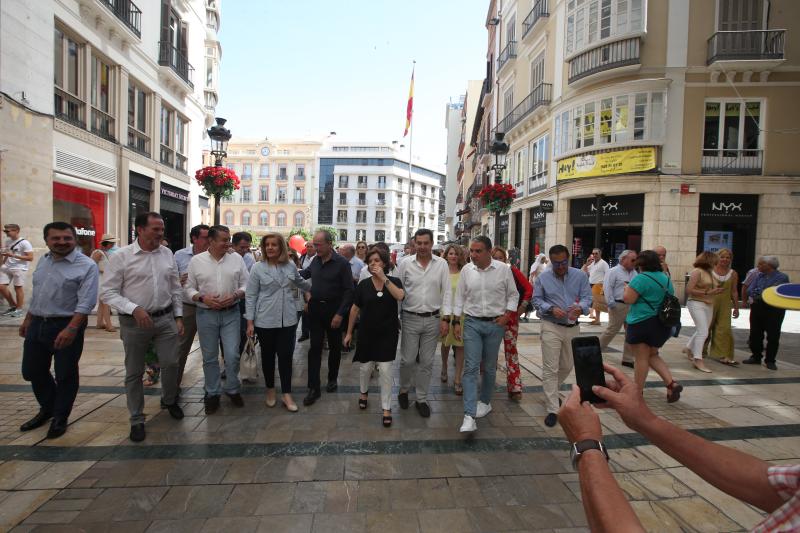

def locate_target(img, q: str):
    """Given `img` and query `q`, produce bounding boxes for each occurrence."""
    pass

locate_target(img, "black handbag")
[640,273,681,327]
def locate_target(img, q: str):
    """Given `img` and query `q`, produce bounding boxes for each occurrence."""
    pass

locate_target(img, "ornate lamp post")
[207,118,232,224]
[489,131,509,184]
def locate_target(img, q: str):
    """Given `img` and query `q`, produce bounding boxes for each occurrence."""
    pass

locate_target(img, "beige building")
[219,139,321,238]
[468,0,800,295]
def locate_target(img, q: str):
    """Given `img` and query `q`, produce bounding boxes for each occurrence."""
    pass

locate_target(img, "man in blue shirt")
[743,255,790,370]
[533,244,592,427]
[18,222,99,439]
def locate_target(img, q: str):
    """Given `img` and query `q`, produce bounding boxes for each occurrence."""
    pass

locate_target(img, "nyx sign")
[539,200,554,213]
[699,194,758,222]
[569,194,644,225]
[530,206,547,228]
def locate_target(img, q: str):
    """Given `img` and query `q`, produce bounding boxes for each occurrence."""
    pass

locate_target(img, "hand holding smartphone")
[571,336,607,404]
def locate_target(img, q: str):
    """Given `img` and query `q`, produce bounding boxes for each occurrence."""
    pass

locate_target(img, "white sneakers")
[459,415,477,433]
[476,401,492,418]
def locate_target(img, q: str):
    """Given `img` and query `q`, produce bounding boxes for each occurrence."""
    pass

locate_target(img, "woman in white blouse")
[245,233,311,412]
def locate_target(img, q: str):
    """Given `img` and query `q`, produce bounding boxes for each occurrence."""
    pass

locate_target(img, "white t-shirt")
[3,238,33,270]
[587,259,609,285]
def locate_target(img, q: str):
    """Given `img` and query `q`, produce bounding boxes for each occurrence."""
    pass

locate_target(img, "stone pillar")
[521,208,530,269]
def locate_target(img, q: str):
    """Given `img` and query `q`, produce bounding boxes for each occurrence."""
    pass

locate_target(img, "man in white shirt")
[582,248,609,325]
[1,223,34,317]
[443,236,518,433]
[173,224,210,394]
[185,225,249,415]
[396,229,450,418]
[100,212,185,442]
[599,250,638,368]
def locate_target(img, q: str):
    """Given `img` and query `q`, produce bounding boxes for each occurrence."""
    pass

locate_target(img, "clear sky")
[216,0,488,170]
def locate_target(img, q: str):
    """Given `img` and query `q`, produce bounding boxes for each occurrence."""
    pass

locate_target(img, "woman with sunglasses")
[355,241,368,262]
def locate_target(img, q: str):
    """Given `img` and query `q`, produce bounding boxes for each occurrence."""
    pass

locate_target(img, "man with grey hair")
[339,243,365,284]
[654,245,670,277]
[743,256,789,370]
[599,250,638,367]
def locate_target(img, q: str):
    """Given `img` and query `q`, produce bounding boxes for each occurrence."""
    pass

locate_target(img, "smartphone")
[571,336,607,404]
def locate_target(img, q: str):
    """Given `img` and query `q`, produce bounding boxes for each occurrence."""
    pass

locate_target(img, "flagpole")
[406,60,415,241]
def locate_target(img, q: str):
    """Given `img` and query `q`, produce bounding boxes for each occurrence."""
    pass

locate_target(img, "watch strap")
[571,439,608,468]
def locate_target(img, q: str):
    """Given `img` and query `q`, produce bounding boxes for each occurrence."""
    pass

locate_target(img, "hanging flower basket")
[194,166,240,199]
[477,183,516,214]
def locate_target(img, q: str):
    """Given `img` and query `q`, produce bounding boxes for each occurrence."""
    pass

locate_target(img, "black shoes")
[326,381,338,393]
[544,413,558,427]
[20,410,52,432]
[766,362,778,370]
[226,392,245,407]
[415,401,431,418]
[130,423,145,442]
[303,389,321,406]
[621,361,635,369]
[46,418,67,439]
[204,394,221,414]
[742,356,761,365]
[398,392,409,409]
[164,402,185,419]
[298,334,309,342]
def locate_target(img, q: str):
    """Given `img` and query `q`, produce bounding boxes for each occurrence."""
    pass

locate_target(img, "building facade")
[0,0,221,257]
[444,96,464,241]
[466,0,800,296]
[218,138,320,238]
[317,140,445,244]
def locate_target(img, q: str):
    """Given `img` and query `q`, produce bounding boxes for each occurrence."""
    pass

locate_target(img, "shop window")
[294,212,304,227]
[259,211,268,226]
[224,211,234,225]
[53,182,106,256]
[276,212,287,227]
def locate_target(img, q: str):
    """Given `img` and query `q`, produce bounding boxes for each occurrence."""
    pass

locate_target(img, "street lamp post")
[489,131,509,184]
[207,117,232,224]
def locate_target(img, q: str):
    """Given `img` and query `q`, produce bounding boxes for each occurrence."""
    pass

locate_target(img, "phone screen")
[572,339,607,404]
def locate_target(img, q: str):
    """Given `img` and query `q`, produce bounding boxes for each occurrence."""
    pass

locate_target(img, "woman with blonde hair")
[245,233,311,412]
[684,250,725,373]
[355,241,368,262]
[439,244,466,394]
[704,248,740,365]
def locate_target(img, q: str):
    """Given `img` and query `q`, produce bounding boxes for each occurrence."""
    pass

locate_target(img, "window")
[553,91,664,156]
[356,229,366,241]
[91,55,114,140]
[294,212,304,227]
[241,211,251,225]
[358,175,368,188]
[337,210,348,223]
[531,52,545,90]
[242,188,251,202]
[515,147,527,190]
[396,210,403,223]
[377,175,387,189]
[395,230,402,242]
[174,115,187,172]
[294,186,304,203]
[54,27,84,126]
[565,0,644,56]
[397,192,403,202]
[277,186,287,203]
[205,57,215,88]
[339,192,347,205]
[224,211,234,225]
[276,212,287,227]
[421,185,427,196]
[296,164,305,177]
[418,215,425,227]
[529,134,549,192]
[259,185,268,202]
[356,210,367,223]
[278,164,287,179]
[260,164,269,178]
[242,163,252,177]
[703,100,762,155]
[339,229,348,241]
[397,178,403,190]
[358,193,366,206]
[377,193,386,206]
[259,211,268,226]
[410,182,416,194]
[127,82,148,155]
[339,175,349,188]
[503,88,514,117]
[376,211,386,224]
[375,230,385,242]
[160,105,173,166]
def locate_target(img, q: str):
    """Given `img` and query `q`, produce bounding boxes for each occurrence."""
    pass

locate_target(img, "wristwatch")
[570,439,608,469]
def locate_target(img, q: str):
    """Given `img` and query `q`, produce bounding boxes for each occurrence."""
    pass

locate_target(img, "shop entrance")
[697,193,758,286]
[572,226,642,268]
[161,209,185,252]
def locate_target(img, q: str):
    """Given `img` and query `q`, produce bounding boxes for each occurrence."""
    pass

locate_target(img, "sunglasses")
[551,259,569,267]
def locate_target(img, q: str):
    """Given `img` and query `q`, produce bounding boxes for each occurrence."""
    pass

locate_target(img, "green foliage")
[288,228,312,241]
[315,225,338,246]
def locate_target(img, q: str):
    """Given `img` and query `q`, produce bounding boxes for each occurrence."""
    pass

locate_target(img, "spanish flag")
[403,64,414,137]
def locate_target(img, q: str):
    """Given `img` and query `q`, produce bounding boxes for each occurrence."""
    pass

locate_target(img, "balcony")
[338,198,347,205]
[293,197,305,204]
[497,41,517,73]
[358,199,367,206]
[568,37,640,85]
[54,89,85,129]
[701,149,763,175]
[97,0,142,37]
[522,0,549,40]
[529,172,548,194]
[277,174,288,182]
[514,181,525,199]
[357,181,368,189]
[90,108,115,142]
[175,153,188,174]
[707,30,786,68]
[497,83,552,134]
[275,198,287,204]
[376,199,386,206]
[127,129,150,156]
[160,145,173,167]
[158,41,194,88]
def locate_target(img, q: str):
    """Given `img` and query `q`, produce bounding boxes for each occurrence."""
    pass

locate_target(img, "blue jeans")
[462,316,504,417]
[196,307,241,396]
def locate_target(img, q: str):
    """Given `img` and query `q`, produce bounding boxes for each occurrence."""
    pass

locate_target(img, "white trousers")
[360,361,393,411]
[598,303,633,363]
[686,300,713,359]
[540,320,579,414]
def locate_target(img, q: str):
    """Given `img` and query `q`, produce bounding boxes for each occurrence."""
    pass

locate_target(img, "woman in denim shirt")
[245,233,311,412]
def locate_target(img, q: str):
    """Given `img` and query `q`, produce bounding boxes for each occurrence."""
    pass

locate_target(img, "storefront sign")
[569,194,645,225]
[498,214,509,233]
[75,228,96,237]
[556,147,657,181]
[539,200,554,212]
[53,182,106,254]
[698,194,758,223]
[530,206,547,228]
[160,185,190,203]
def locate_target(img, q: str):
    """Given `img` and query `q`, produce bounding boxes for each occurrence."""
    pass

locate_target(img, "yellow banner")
[556,146,656,181]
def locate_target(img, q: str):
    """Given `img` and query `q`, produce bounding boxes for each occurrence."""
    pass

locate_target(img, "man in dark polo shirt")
[300,230,354,405]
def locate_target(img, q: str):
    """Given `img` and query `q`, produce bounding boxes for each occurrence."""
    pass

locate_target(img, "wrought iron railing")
[522,0,549,39]
[175,153,188,173]
[127,128,150,156]
[90,108,116,142]
[54,88,85,128]
[160,144,174,167]
[568,37,640,84]
[158,41,194,88]
[497,83,552,134]
[707,30,786,64]
[97,0,142,37]
[497,40,518,72]
[701,149,763,175]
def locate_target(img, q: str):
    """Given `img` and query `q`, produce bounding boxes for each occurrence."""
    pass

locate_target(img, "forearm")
[578,451,644,532]
[346,306,359,335]
[385,281,404,301]
[635,415,782,512]
[66,313,88,330]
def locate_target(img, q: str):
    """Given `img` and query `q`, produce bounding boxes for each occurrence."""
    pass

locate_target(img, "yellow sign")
[556,146,656,181]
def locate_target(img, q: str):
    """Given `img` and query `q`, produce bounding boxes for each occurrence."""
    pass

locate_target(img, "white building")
[0,0,220,255]
[316,140,445,244]
[443,96,464,241]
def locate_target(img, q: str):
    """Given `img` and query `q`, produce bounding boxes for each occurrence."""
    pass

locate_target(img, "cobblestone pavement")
[0,310,799,532]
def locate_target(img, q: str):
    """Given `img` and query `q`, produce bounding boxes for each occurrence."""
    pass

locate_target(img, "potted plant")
[194,166,241,224]
[477,183,516,214]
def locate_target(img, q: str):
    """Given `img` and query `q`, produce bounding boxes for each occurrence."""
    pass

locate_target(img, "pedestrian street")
[0,313,799,532]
